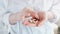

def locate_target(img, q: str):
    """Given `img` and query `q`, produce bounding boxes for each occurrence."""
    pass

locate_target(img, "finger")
[22,7,39,19]
[34,12,39,19]
[22,7,34,18]
[36,12,45,26]
[25,23,36,27]
[22,7,34,13]
[23,21,37,27]
[38,12,45,21]
[30,12,39,19]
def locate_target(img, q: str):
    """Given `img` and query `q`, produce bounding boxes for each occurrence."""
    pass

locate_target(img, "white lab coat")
[0,0,60,34]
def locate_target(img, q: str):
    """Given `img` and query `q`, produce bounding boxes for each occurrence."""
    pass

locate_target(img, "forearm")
[9,11,25,25]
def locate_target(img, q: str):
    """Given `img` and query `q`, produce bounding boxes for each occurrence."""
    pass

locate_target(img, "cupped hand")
[21,7,46,27]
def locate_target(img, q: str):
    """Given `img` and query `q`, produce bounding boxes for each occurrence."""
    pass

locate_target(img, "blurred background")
[56,18,60,34]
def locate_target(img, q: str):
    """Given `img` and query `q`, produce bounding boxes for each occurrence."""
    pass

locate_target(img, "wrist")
[48,11,54,20]
[9,13,17,25]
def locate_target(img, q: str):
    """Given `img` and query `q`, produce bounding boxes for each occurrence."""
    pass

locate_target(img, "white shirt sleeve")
[48,0,60,23]
[0,0,12,33]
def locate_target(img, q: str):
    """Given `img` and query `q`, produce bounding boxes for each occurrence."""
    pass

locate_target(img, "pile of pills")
[23,17,39,24]
[28,18,39,24]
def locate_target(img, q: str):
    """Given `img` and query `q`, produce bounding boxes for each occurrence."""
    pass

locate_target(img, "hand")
[23,11,46,27]
[9,7,34,25]
[9,7,46,26]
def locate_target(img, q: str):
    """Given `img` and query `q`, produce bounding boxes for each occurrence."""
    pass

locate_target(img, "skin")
[9,7,54,27]
[23,10,46,27]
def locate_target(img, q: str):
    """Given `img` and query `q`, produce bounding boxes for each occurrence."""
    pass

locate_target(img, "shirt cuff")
[49,10,60,23]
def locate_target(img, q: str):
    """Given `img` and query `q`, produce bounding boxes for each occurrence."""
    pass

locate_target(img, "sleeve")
[0,7,12,34]
[0,0,30,34]
[48,0,60,23]
[0,0,12,33]
[1,12,12,33]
